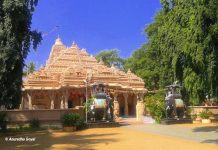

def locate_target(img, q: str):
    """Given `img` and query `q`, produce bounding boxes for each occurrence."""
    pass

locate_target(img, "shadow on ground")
[193,126,218,133]
[201,139,218,145]
[192,126,218,145]
[0,130,119,150]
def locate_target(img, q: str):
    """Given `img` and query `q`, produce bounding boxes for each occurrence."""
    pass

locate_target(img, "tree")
[126,0,218,105]
[125,45,164,90]
[23,62,36,77]
[95,49,125,70]
[0,0,42,109]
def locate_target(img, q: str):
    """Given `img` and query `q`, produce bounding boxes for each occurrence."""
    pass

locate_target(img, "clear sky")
[27,0,161,68]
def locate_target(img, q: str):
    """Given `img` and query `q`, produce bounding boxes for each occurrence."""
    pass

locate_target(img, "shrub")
[0,112,7,131]
[190,114,197,120]
[30,119,40,128]
[145,90,165,123]
[199,109,213,119]
[76,118,87,130]
[62,113,87,130]
[83,97,94,113]
[62,113,80,127]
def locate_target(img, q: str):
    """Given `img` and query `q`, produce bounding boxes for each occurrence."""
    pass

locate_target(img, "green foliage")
[145,90,165,123]
[95,49,126,70]
[23,61,36,76]
[125,45,172,90]
[199,109,213,119]
[62,113,84,128]
[0,0,42,109]
[75,118,87,130]
[126,0,218,105]
[30,118,40,129]
[0,112,7,130]
[83,97,94,113]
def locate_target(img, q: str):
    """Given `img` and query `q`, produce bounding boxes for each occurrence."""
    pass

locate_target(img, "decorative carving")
[22,38,147,113]
[23,38,145,91]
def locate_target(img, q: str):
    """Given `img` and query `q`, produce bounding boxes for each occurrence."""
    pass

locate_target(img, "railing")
[188,106,218,119]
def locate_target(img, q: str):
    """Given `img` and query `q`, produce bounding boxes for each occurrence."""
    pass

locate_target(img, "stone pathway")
[122,123,218,144]
[119,117,143,125]
[1,127,217,150]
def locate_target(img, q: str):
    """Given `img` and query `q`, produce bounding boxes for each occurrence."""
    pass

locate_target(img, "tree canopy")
[0,0,42,109]
[23,61,36,77]
[95,49,125,70]
[125,0,218,105]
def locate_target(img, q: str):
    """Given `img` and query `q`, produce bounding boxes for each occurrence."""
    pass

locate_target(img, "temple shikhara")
[21,38,146,119]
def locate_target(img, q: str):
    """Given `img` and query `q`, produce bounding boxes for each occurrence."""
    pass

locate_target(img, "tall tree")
[0,0,42,109]
[95,49,125,70]
[126,0,218,105]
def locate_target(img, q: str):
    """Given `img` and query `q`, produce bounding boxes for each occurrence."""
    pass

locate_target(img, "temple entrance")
[68,100,73,108]
[118,94,125,116]
[127,95,136,116]
[68,91,85,108]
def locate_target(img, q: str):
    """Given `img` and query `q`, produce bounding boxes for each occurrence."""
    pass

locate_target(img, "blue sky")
[27,0,161,68]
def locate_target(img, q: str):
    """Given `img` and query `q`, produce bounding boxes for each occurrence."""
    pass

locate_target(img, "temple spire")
[71,41,77,47]
[55,36,63,45]
[127,69,132,74]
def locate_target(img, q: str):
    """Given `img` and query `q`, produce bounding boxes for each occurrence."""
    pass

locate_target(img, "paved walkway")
[1,127,218,150]
[122,123,218,144]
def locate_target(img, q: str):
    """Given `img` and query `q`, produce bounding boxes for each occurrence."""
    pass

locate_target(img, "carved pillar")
[23,93,28,109]
[136,93,145,121]
[123,93,129,116]
[113,92,119,121]
[49,91,55,109]
[60,95,64,109]
[63,89,69,109]
[27,91,32,110]
[19,93,24,110]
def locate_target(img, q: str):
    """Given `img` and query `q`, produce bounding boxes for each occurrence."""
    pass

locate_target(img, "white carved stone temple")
[21,37,147,119]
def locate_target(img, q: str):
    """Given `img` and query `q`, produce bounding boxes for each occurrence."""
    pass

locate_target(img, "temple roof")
[24,38,146,92]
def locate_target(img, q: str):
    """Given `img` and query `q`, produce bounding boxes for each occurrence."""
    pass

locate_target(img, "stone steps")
[161,118,193,125]
[87,122,120,128]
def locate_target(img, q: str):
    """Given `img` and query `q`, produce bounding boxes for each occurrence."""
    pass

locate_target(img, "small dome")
[111,64,115,69]
[127,69,132,74]
[71,41,78,48]
[81,48,88,55]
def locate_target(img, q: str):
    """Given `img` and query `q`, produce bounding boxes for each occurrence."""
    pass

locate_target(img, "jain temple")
[21,38,147,120]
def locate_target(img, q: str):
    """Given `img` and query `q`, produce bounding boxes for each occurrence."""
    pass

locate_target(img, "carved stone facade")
[22,38,147,119]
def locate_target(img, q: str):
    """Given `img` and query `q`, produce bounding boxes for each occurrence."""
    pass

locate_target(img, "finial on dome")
[55,36,63,45]
[71,41,77,47]
[111,64,115,68]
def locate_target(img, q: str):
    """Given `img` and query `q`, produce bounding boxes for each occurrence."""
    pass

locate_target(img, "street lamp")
[83,79,88,123]
[83,70,92,123]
